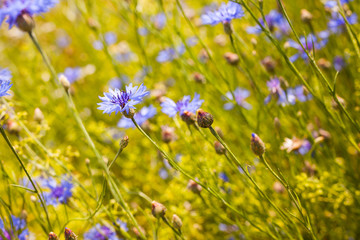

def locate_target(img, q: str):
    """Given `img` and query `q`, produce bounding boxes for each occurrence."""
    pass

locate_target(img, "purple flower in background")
[116,219,128,232]
[108,77,122,89]
[328,12,357,34]
[201,2,244,26]
[104,32,117,45]
[152,13,166,30]
[156,48,177,63]
[223,87,252,110]
[333,56,346,71]
[281,137,312,155]
[0,215,29,240]
[159,168,169,179]
[84,224,120,240]
[247,10,290,38]
[324,0,352,9]
[286,86,312,105]
[138,27,149,36]
[93,40,104,50]
[117,105,156,128]
[0,0,58,29]
[265,78,287,105]
[98,83,149,115]
[161,93,204,117]
[298,140,312,155]
[219,172,229,182]
[56,35,70,48]
[186,36,198,47]
[287,34,328,62]
[39,176,73,206]
[0,68,13,97]
[58,67,81,84]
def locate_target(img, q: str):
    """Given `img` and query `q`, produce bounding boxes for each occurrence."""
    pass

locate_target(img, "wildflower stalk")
[28,31,145,239]
[161,216,185,240]
[259,155,318,240]
[131,118,276,238]
[208,126,299,226]
[0,125,52,232]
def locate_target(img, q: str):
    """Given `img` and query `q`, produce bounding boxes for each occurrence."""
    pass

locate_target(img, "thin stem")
[0,126,52,232]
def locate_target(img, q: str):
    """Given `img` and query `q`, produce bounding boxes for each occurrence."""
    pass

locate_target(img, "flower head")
[98,83,149,115]
[223,87,252,110]
[286,85,312,104]
[0,0,58,29]
[287,33,328,62]
[247,10,290,38]
[117,105,156,128]
[84,224,120,240]
[0,68,13,97]
[264,78,287,105]
[201,2,244,26]
[161,93,204,117]
[328,12,357,34]
[39,175,73,206]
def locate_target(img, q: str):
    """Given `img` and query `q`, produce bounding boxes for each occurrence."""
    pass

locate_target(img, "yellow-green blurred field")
[0,0,360,239]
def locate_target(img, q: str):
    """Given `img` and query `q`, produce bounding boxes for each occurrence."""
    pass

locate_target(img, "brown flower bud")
[64,228,77,240]
[16,13,35,32]
[224,52,239,66]
[151,201,166,218]
[123,108,135,118]
[180,111,196,125]
[251,133,265,156]
[261,56,276,73]
[223,21,233,35]
[193,72,206,84]
[187,180,202,194]
[214,141,226,155]
[48,232,59,240]
[301,9,313,23]
[59,75,70,91]
[120,135,129,150]
[196,109,213,128]
[172,214,183,230]
[161,125,176,143]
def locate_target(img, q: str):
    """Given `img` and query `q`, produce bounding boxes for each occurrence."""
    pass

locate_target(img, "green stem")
[0,126,52,232]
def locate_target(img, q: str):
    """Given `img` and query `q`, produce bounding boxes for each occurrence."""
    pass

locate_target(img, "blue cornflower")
[298,140,312,155]
[56,35,70,48]
[108,77,122,89]
[58,67,81,84]
[286,86,312,105]
[201,2,244,26]
[219,172,229,182]
[117,105,156,128]
[39,176,73,206]
[281,137,312,155]
[156,47,184,63]
[247,10,290,39]
[0,0,57,29]
[223,87,252,110]
[333,56,346,71]
[161,93,204,117]
[264,78,287,105]
[0,68,13,97]
[328,12,357,34]
[324,0,352,9]
[116,219,129,232]
[104,32,117,45]
[84,224,120,240]
[159,168,169,179]
[287,34,328,62]
[138,27,149,36]
[98,83,149,115]
[0,215,29,240]
[152,13,166,30]
[93,40,104,50]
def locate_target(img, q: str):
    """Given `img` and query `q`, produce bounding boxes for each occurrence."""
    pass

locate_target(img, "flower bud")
[224,52,239,66]
[273,181,285,194]
[161,125,176,143]
[64,228,77,240]
[48,232,59,240]
[187,180,202,194]
[180,111,196,125]
[300,9,313,23]
[123,108,135,118]
[120,135,129,150]
[151,201,166,218]
[192,72,206,84]
[16,13,35,32]
[59,75,70,91]
[85,158,90,165]
[261,56,276,73]
[87,18,100,30]
[172,214,183,230]
[214,141,225,155]
[223,21,233,35]
[34,108,44,122]
[317,58,331,69]
[196,109,213,128]
[251,133,265,156]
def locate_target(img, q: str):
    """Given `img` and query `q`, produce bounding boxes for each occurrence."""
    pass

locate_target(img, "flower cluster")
[0,0,57,29]
[84,224,120,240]
[201,2,244,26]
[0,215,29,240]
[161,93,204,118]
[0,68,12,97]
[38,176,73,206]
[247,10,290,38]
